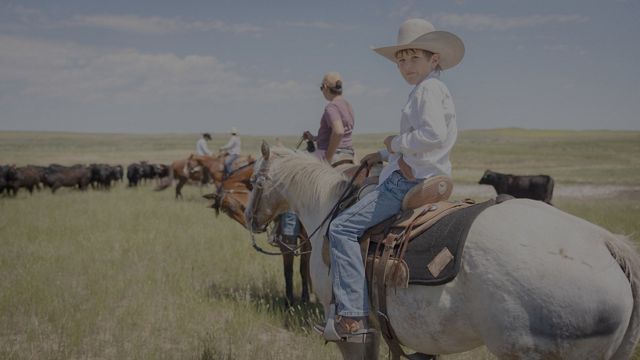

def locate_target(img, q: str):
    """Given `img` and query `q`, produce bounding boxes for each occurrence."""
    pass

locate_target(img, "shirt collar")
[409,71,440,97]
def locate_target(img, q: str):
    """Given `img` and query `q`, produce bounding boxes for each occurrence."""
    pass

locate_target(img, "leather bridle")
[245,148,367,256]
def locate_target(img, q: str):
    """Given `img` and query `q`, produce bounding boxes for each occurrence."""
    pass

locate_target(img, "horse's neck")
[281,174,347,244]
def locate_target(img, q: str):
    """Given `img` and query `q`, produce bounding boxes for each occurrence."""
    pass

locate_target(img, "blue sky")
[0,0,638,135]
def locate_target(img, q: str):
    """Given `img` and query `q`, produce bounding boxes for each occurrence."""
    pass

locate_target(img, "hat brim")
[373,30,465,70]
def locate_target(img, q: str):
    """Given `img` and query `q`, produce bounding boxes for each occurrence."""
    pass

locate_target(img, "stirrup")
[317,304,375,343]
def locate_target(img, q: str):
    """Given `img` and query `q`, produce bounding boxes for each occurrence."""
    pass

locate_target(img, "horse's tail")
[154,166,174,191]
[605,233,640,360]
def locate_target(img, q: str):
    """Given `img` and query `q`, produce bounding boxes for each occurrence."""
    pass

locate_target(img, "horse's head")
[205,177,252,226]
[219,190,249,226]
[244,141,289,233]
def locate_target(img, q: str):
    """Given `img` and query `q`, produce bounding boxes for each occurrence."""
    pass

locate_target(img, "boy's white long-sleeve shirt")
[378,72,457,184]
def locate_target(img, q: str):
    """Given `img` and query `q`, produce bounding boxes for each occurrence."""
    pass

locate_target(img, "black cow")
[114,165,124,182]
[0,165,42,196]
[139,161,156,184]
[127,163,143,187]
[43,165,91,193]
[0,165,12,195]
[89,163,120,190]
[479,169,554,204]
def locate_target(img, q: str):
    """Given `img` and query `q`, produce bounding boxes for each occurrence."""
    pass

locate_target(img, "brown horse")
[155,154,225,199]
[203,160,312,306]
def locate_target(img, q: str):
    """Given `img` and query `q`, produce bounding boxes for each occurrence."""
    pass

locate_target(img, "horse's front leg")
[300,238,311,303]
[175,178,185,200]
[281,251,294,307]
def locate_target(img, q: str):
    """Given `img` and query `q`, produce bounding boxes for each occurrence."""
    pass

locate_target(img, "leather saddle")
[321,174,464,277]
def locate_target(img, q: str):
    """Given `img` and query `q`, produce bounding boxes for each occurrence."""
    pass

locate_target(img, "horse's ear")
[261,141,270,160]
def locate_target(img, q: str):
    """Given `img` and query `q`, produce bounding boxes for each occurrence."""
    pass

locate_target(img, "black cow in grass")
[0,165,12,195]
[43,165,90,193]
[127,163,143,187]
[89,164,120,190]
[479,169,555,204]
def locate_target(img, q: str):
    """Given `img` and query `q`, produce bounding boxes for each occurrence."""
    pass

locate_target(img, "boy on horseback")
[317,18,464,341]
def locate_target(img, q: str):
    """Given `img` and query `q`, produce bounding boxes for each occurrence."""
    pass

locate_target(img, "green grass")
[1,129,639,359]
[0,186,338,359]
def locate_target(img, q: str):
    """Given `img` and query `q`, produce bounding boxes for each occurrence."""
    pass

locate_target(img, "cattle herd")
[0,161,170,196]
[1,161,555,205]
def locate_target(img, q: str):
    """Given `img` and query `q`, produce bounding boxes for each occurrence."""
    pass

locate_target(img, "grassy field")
[1,129,639,359]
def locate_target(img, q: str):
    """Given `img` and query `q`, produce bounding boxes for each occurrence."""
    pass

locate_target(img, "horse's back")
[464,199,633,358]
[386,199,634,358]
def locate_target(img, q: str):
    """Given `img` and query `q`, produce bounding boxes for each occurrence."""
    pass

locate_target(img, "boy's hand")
[398,156,416,181]
[384,135,396,153]
[360,152,382,167]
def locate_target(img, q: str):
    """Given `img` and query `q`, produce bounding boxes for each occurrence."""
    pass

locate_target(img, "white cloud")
[282,21,335,30]
[433,13,589,31]
[280,21,356,31]
[390,0,418,19]
[543,44,587,55]
[0,35,306,106]
[64,14,264,35]
[347,82,394,97]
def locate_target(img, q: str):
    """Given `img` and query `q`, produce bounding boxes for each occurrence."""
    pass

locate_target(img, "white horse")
[245,143,640,360]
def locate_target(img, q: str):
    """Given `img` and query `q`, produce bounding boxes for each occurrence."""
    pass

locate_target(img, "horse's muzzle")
[248,218,268,233]
[245,209,267,233]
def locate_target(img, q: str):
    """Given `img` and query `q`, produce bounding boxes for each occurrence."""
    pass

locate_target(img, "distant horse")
[245,142,640,360]
[155,154,224,199]
[204,159,312,306]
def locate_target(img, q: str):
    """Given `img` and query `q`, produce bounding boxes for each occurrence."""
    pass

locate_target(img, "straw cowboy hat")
[373,18,465,70]
[230,127,238,135]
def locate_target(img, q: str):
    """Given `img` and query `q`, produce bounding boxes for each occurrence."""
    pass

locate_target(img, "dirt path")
[455,184,640,200]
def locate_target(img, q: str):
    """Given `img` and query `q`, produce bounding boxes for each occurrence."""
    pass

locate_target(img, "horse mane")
[268,147,350,210]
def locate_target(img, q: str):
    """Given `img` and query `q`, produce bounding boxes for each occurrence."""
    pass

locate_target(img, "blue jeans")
[224,154,239,174]
[328,170,421,317]
[280,211,300,238]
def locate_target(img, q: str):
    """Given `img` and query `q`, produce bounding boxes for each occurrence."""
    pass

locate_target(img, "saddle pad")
[404,199,495,285]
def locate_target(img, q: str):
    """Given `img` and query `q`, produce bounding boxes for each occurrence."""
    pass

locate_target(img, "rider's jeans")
[328,170,421,317]
[224,154,239,174]
[280,211,300,237]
